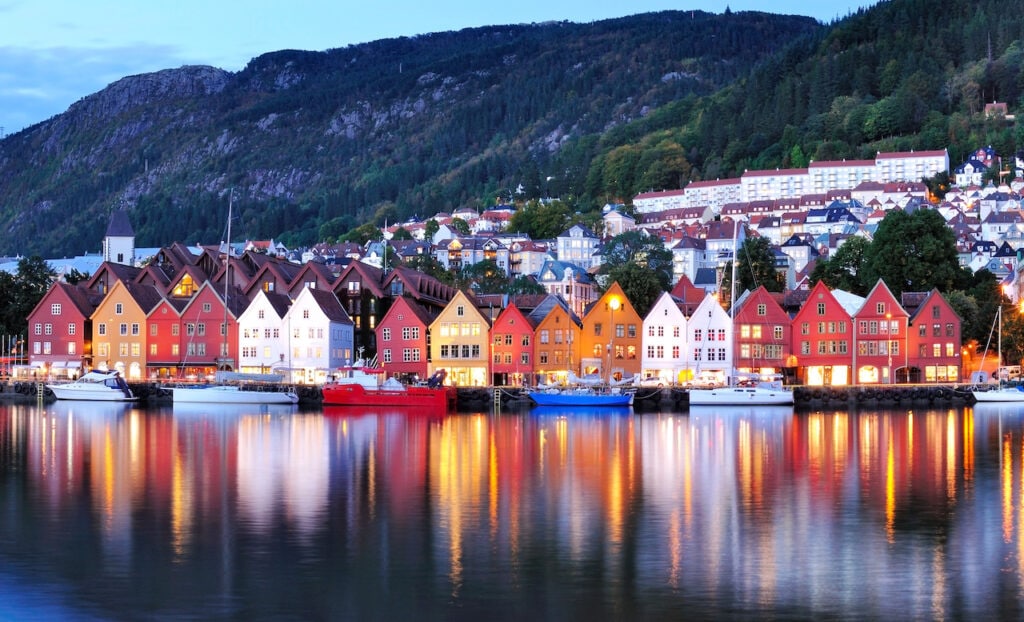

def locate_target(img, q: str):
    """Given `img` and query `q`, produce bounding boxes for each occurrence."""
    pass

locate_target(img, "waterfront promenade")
[2,380,978,410]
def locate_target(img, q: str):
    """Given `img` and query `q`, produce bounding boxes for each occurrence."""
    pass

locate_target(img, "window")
[801,323,809,335]
[68,342,76,355]
[876,302,885,314]
[171,344,179,356]
[198,323,206,336]
[131,343,140,357]
[505,334,513,346]
[34,323,41,335]
[120,323,128,336]
[115,303,123,315]
[131,323,140,336]
[694,329,703,341]
[933,324,941,337]
[757,304,766,316]
[540,330,549,344]
[203,303,212,313]
[594,323,602,337]
[521,335,530,347]
[932,305,941,319]
[521,353,529,365]
[457,305,465,317]
[51,303,62,315]
[817,303,826,315]
[404,327,414,341]
[382,349,392,363]
[919,324,926,337]
[150,324,157,336]
[774,326,784,340]
[382,328,391,341]
[44,323,52,335]
[946,323,954,337]
[258,309,265,319]
[98,323,106,336]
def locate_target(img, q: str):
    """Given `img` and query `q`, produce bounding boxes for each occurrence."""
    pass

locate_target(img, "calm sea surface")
[1,399,1023,620]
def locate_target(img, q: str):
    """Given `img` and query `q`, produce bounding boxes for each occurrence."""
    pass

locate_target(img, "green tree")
[449,217,471,236]
[505,276,546,296]
[862,209,962,296]
[2,256,56,336]
[63,268,90,285]
[459,260,506,294]
[599,230,673,290]
[424,219,440,241]
[506,200,573,240]
[391,226,413,241]
[810,236,870,296]
[603,266,665,318]
[734,236,785,294]
[340,222,383,245]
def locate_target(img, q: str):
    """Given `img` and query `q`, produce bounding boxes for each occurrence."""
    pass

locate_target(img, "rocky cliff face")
[0,11,820,256]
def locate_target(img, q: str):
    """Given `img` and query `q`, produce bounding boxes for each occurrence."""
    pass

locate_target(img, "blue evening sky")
[0,1,877,133]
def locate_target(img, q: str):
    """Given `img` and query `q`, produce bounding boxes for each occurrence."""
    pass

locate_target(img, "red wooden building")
[490,302,536,386]
[791,281,855,386]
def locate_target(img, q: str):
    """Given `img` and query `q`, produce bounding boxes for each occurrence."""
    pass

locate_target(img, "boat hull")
[47,386,137,401]
[528,391,634,407]
[321,383,455,410]
[972,388,1024,403]
[171,386,299,404]
[688,386,794,406]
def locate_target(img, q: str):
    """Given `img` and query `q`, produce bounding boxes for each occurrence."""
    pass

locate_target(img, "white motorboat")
[47,370,137,401]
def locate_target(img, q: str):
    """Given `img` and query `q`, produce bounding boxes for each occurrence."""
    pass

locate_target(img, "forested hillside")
[3,0,1024,258]
[0,10,817,256]
[574,0,1024,201]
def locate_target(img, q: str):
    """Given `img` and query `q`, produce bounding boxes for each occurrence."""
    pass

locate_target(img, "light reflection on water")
[1,401,1024,619]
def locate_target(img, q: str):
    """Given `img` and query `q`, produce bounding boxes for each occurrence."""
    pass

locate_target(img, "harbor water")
[0,400,1022,619]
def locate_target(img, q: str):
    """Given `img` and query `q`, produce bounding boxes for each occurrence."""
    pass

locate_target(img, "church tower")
[103,210,135,266]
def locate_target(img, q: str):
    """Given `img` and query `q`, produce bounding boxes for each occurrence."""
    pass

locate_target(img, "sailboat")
[688,224,793,406]
[972,306,1024,403]
[172,195,298,406]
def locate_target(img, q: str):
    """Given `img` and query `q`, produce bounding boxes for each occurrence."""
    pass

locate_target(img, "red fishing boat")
[321,361,455,411]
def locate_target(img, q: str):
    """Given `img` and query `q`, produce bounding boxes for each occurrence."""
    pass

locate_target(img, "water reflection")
[1,403,1023,618]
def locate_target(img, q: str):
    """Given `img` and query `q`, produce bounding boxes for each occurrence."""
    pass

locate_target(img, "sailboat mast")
[223,192,232,371]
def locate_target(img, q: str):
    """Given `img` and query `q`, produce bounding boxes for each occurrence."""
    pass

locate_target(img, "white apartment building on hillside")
[633,149,949,215]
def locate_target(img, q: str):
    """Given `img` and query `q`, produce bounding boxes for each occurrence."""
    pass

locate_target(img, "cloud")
[0,43,206,133]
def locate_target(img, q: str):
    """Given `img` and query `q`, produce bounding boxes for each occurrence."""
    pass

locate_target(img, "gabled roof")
[305,288,351,324]
[85,261,142,291]
[526,294,582,328]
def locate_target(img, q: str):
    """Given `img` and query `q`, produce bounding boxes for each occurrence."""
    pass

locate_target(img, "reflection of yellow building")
[429,291,491,386]
[90,281,163,380]
[580,283,642,381]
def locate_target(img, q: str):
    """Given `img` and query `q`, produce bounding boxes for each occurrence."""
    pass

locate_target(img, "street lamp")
[607,297,620,384]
